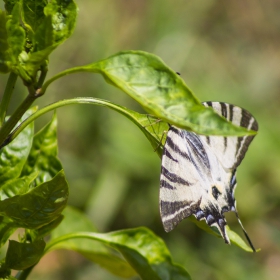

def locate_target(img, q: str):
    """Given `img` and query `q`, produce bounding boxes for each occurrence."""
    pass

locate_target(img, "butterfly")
[159,101,258,251]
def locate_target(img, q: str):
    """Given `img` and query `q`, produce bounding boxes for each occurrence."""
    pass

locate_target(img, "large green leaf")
[44,0,77,44]
[47,227,191,280]
[3,0,17,14]
[87,51,255,136]
[21,0,77,80]
[5,239,46,270]
[33,14,54,52]
[0,216,16,248]
[6,3,25,65]
[0,170,68,229]
[0,9,11,73]
[0,109,35,185]
[28,215,64,241]
[21,112,62,185]
[0,172,37,200]
[49,206,137,278]
[22,0,48,33]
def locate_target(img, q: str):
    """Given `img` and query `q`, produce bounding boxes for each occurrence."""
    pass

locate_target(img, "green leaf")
[33,14,54,51]
[188,216,255,252]
[0,170,68,229]
[0,9,11,73]
[0,109,35,185]
[23,44,56,80]
[22,112,62,186]
[0,172,38,200]
[5,239,45,270]
[50,206,137,278]
[88,51,255,136]
[44,0,77,44]
[22,0,48,33]
[0,258,11,279]
[47,227,191,280]
[28,214,64,241]
[6,3,26,65]
[0,216,16,248]
[3,1,17,14]
[228,227,258,252]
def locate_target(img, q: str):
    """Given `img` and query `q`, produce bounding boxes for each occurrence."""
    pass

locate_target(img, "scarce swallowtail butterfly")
[160,101,258,251]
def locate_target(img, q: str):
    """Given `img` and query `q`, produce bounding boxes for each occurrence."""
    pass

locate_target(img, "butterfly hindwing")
[160,102,258,247]
[201,102,258,169]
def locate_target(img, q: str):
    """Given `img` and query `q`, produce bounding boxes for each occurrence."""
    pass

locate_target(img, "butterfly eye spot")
[212,186,221,200]
[195,209,205,220]
[206,214,215,225]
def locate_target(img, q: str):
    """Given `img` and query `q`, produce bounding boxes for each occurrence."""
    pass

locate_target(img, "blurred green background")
[1,0,280,279]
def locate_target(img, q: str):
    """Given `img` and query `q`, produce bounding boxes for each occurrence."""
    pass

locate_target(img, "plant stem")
[37,64,48,89]
[0,86,39,147]
[0,72,18,127]
[0,97,142,148]
[41,65,94,94]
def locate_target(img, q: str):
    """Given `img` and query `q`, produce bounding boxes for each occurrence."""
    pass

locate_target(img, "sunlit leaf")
[6,3,25,64]
[0,170,68,229]
[50,206,137,278]
[88,51,255,136]
[22,0,48,32]
[28,215,64,241]
[44,0,77,44]
[33,14,54,51]
[0,216,16,248]
[0,172,37,200]
[47,227,191,280]
[24,45,56,80]
[5,239,46,270]
[0,9,11,73]
[21,112,62,185]
[0,109,35,185]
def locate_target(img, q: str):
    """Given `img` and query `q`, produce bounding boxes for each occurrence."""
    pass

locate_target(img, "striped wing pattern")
[160,102,258,248]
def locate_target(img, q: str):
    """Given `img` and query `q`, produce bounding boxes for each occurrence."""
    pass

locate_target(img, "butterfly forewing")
[160,102,258,248]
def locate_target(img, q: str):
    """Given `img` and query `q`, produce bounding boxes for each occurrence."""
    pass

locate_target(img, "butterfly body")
[160,102,258,250]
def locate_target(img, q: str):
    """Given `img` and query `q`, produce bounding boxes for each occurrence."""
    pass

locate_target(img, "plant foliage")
[0,1,257,279]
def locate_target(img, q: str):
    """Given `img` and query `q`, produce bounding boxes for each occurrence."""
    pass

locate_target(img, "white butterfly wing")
[201,102,258,170]
[160,126,233,242]
[160,102,258,247]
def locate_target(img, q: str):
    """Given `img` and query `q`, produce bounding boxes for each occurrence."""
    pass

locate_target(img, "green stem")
[37,64,48,89]
[0,97,139,148]
[41,65,94,94]
[0,86,39,147]
[0,72,18,127]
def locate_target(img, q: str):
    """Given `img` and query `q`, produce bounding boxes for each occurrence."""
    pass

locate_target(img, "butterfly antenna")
[235,211,256,252]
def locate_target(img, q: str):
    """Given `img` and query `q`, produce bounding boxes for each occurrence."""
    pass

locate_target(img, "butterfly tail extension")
[235,211,256,252]
[196,208,231,244]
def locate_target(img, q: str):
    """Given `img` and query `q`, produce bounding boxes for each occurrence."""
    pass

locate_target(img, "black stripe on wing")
[165,129,191,160]
[161,166,191,186]
[202,101,258,168]
[181,129,211,171]
[161,198,201,232]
